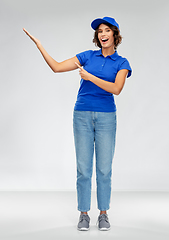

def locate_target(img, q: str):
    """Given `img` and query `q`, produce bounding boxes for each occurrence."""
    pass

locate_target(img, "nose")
[100,32,106,37]
[101,30,107,36]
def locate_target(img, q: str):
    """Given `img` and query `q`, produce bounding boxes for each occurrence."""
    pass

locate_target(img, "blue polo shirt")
[74,49,132,112]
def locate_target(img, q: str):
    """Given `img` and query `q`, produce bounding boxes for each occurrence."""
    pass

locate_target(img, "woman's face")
[97,24,114,49]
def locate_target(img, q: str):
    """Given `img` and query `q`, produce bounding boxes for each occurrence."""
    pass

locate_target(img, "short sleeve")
[76,50,92,66]
[118,58,132,78]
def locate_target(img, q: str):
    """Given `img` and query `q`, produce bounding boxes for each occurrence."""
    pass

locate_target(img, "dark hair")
[93,23,122,50]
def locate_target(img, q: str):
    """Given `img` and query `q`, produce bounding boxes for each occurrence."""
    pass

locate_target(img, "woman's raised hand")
[23,28,41,47]
[23,28,81,73]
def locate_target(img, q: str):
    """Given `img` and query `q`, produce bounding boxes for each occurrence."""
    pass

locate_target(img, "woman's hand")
[75,62,128,95]
[23,28,41,47]
[75,62,92,81]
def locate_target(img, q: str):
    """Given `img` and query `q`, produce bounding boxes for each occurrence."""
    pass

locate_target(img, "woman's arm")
[23,28,80,73]
[88,69,128,95]
[75,62,128,95]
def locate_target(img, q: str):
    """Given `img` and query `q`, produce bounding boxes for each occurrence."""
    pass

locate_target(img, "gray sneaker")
[77,213,90,231]
[97,213,111,231]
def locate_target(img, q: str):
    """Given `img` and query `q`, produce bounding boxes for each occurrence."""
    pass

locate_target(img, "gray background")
[0,0,169,191]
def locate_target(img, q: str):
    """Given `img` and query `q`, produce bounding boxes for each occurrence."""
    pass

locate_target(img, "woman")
[23,16,132,231]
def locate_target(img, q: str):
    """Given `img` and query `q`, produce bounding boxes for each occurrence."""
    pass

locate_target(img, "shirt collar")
[95,49,119,60]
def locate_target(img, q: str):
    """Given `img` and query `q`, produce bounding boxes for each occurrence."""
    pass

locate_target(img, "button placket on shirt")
[99,57,106,71]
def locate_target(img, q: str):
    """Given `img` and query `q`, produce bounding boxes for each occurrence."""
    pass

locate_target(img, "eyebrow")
[98,27,110,31]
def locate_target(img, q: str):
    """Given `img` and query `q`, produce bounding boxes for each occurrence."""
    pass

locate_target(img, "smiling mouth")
[101,38,109,43]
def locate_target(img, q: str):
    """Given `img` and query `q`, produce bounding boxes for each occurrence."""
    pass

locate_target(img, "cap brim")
[91,18,109,30]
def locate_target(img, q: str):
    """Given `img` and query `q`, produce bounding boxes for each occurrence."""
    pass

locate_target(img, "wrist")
[88,74,96,82]
[36,42,42,50]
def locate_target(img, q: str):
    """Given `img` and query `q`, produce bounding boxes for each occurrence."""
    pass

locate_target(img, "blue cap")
[91,17,120,31]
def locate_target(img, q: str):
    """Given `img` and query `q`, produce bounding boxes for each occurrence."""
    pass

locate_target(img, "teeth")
[102,38,108,42]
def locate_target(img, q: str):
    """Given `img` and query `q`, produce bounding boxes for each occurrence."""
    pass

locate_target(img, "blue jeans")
[73,110,117,212]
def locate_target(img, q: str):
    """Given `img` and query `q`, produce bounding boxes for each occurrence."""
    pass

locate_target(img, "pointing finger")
[75,62,83,70]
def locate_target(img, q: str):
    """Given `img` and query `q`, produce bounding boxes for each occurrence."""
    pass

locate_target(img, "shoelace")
[80,214,90,223]
[98,214,109,223]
